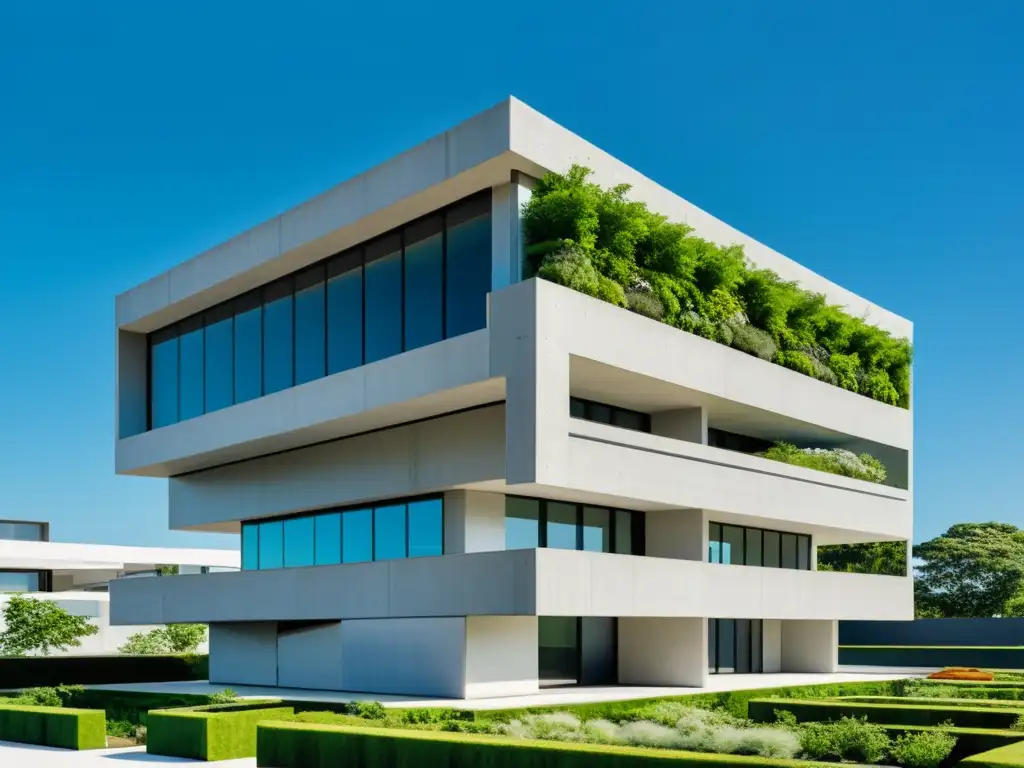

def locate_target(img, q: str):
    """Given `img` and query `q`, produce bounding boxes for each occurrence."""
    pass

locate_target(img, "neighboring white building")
[0,519,238,655]
[109,98,913,698]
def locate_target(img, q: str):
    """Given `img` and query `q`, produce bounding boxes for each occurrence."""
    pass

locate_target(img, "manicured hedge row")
[748,698,1022,729]
[0,653,207,688]
[877,724,1024,764]
[840,646,1024,669]
[917,680,1024,690]
[148,700,294,761]
[255,722,837,768]
[962,740,1024,768]
[477,679,902,722]
[845,696,1024,709]
[0,704,106,750]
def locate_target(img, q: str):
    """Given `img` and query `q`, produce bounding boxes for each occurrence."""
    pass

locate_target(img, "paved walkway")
[0,741,254,766]
[88,667,923,711]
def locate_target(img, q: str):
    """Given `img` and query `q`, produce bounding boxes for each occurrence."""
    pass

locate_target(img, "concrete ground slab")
[0,741,254,766]
[87,668,920,711]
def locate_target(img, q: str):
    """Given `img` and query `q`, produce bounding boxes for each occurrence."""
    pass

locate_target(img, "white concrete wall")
[645,509,707,561]
[464,616,539,698]
[619,617,707,687]
[762,619,782,673]
[117,330,147,439]
[342,617,466,698]
[444,490,505,554]
[277,622,344,690]
[209,622,278,686]
[781,620,839,673]
[651,408,706,444]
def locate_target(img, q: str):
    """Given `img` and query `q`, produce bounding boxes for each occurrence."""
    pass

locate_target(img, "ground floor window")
[538,616,617,687]
[708,618,763,674]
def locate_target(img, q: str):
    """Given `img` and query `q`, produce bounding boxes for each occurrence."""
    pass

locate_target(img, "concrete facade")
[110,98,913,698]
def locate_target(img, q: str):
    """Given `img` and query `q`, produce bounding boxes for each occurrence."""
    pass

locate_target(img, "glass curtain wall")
[242,496,443,571]
[504,497,644,555]
[147,192,491,432]
[708,523,811,570]
[708,618,763,674]
[569,397,652,433]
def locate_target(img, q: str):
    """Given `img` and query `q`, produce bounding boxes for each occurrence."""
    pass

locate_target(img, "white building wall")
[619,617,707,687]
[781,620,839,673]
[209,622,278,686]
[277,622,344,690]
[762,619,783,673]
[444,490,505,554]
[464,616,538,698]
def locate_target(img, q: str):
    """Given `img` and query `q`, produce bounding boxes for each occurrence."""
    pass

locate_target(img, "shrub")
[210,688,239,704]
[797,717,890,763]
[930,668,995,682]
[147,702,294,761]
[759,442,888,484]
[0,704,106,750]
[889,730,957,768]
[748,698,1020,730]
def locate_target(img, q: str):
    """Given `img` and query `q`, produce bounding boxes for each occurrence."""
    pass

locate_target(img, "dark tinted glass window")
[364,235,402,364]
[150,332,179,429]
[763,531,781,567]
[343,509,372,564]
[538,616,579,685]
[258,521,284,570]
[612,409,647,432]
[614,510,635,555]
[569,398,586,418]
[241,524,259,570]
[798,535,811,570]
[505,497,540,549]
[445,196,491,338]
[178,320,204,421]
[408,499,443,558]
[718,619,735,673]
[284,516,315,568]
[735,619,752,674]
[233,296,262,404]
[404,217,443,351]
[327,252,363,374]
[781,533,798,569]
[751,620,763,673]
[204,310,233,413]
[314,513,342,566]
[589,403,612,424]
[746,529,763,567]
[374,504,407,561]
[294,268,326,386]
[263,281,294,394]
[722,525,745,565]
[546,502,577,550]
[582,507,610,553]
[708,618,717,673]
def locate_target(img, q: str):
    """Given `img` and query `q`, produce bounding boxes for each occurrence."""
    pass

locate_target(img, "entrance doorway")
[538,617,617,686]
[708,618,763,674]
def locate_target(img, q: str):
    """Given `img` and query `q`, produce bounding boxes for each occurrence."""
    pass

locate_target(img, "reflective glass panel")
[589,403,612,425]
[178,324,204,421]
[781,533,798,569]
[258,521,283,570]
[404,217,443,351]
[708,522,722,563]
[0,522,45,541]
[263,285,294,394]
[612,409,647,432]
[746,528,763,567]
[736,619,752,674]
[547,502,577,550]
[751,619,763,673]
[204,314,233,413]
[234,302,262,404]
[242,524,259,570]
[569,398,586,418]
[374,504,406,561]
[343,509,372,563]
[284,516,315,568]
[763,531,781,567]
[364,235,402,364]
[582,507,610,553]
[614,510,634,555]
[0,572,39,593]
[539,616,579,685]
[722,525,745,565]
[708,618,717,673]
[505,497,540,549]
[798,535,811,570]
[327,252,363,374]
[314,513,342,566]
[408,499,443,558]
[718,619,736,673]
[445,197,491,338]
[150,334,179,428]
[294,269,326,385]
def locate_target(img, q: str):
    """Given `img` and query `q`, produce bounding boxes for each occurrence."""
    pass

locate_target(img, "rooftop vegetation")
[522,166,912,409]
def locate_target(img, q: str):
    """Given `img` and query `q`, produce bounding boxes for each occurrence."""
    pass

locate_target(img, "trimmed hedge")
[840,647,1024,669]
[877,724,1024,764]
[845,696,1024,709]
[0,653,207,688]
[148,700,294,761]
[0,704,106,750]
[255,722,838,768]
[748,698,1023,729]
[962,740,1024,768]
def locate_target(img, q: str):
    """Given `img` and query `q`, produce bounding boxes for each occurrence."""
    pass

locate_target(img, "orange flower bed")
[927,667,995,681]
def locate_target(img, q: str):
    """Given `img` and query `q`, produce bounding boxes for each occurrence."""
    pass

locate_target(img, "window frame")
[568,397,652,434]
[708,521,812,571]
[505,496,645,556]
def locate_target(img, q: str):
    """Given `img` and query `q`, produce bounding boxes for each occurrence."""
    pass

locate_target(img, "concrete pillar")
[645,509,707,561]
[618,617,708,687]
[651,407,707,445]
[444,490,505,554]
[781,620,838,673]
[762,619,782,673]
[209,622,278,686]
[464,616,539,698]
[491,174,534,292]
[117,330,148,438]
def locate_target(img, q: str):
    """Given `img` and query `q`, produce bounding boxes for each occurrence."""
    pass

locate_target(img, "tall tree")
[914,522,1024,618]
[0,595,98,656]
[817,541,907,576]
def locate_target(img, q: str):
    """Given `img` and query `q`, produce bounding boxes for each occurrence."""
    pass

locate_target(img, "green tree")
[0,595,98,656]
[118,623,207,655]
[914,522,1024,618]
[817,541,906,576]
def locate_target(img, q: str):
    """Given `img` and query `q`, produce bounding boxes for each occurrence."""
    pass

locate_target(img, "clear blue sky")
[0,1,1020,548]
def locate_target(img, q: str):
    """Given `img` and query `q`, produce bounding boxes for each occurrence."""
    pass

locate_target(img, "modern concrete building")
[0,519,238,655]
[109,98,913,698]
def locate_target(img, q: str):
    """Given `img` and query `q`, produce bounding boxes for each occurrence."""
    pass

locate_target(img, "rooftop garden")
[523,166,912,409]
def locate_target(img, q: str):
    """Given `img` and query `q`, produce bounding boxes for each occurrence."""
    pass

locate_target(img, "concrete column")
[464,616,539,698]
[444,490,506,554]
[491,176,534,293]
[209,622,278,686]
[762,619,782,673]
[651,407,707,445]
[645,509,707,561]
[781,620,838,673]
[117,330,148,439]
[619,617,708,687]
